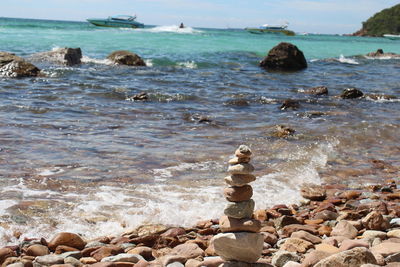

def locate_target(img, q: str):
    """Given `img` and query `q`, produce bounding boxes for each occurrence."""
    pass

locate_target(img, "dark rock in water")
[107,50,146,66]
[304,86,328,96]
[129,92,148,101]
[0,52,41,77]
[366,49,400,58]
[273,125,295,138]
[183,113,213,124]
[30,47,82,66]
[340,88,364,99]
[259,42,307,71]
[225,99,250,107]
[280,99,300,110]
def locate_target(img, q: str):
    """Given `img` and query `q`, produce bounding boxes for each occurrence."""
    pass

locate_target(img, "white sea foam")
[337,54,359,65]
[145,25,203,34]
[81,56,113,65]
[176,61,197,69]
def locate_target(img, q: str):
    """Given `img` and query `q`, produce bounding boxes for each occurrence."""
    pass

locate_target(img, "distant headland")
[352,3,400,37]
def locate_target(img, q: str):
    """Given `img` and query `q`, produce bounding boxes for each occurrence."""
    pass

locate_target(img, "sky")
[0,0,399,34]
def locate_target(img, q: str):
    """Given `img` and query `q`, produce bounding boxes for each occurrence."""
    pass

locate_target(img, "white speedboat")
[383,34,400,40]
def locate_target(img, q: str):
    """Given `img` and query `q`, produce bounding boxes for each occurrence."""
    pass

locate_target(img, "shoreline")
[1,179,400,267]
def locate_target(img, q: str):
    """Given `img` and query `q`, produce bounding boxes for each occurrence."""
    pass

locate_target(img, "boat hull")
[383,34,400,40]
[87,19,144,29]
[245,28,295,36]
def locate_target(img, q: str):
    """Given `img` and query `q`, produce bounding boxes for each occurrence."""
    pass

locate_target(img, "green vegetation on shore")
[353,4,400,36]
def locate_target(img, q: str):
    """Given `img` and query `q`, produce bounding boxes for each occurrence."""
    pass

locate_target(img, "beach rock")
[196,256,224,267]
[127,247,153,261]
[227,163,255,175]
[273,125,296,138]
[315,243,341,254]
[314,247,377,267]
[361,211,390,231]
[0,52,41,77]
[304,86,328,96]
[281,224,319,237]
[386,252,400,263]
[340,88,364,99]
[224,199,255,219]
[300,183,327,201]
[234,145,252,158]
[313,210,339,221]
[211,232,263,263]
[6,263,24,267]
[0,248,16,265]
[259,42,307,71]
[224,174,256,186]
[282,261,302,267]
[224,185,253,202]
[262,232,278,246]
[274,216,300,229]
[25,244,50,256]
[101,253,144,263]
[219,261,273,267]
[290,230,322,244]
[271,250,300,267]
[302,250,332,267]
[219,216,261,233]
[370,242,400,257]
[362,230,387,240]
[64,256,83,266]
[30,47,82,66]
[107,50,146,66]
[80,257,97,264]
[339,239,369,251]
[48,232,86,251]
[33,254,65,265]
[169,243,205,259]
[55,245,80,254]
[279,238,314,253]
[90,245,125,261]
[387,230,400,239]
[330,220,358,239]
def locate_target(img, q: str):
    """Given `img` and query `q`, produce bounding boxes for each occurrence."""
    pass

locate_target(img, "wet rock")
[304,86,328,96]
[107,50,146,66]
[219,216,261,233]
[259,42,307,71]
[271,250,300,267]
[280,99,300,110]
[366,49,400,58]
[30,47,82,66]
[300,183,327,201]
[314,247,377,267]
[48,232,86,251]
[0,52,41,77]
[212,232,263,263]
[340,88,364,99]
[224,99,250,107]
[128,92,149,101]
[330,220,358,239]
[273,125,296,138]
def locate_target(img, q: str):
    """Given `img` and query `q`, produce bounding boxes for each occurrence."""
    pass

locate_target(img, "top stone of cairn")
[235,145,252,158]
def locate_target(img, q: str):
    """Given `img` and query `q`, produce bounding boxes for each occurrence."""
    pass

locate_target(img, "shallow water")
[0,17,399,245]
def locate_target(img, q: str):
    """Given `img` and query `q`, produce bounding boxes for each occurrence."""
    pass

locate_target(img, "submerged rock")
[340,88,364,99]
[366,49,400,58]
[107,50,146,66]
[259,42,307,71]
[304,86,328,96]
[30,47,82,66]
[0,52,41,77]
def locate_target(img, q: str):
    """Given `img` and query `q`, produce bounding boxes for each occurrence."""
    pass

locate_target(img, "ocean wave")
[176,61,197,69]
[81,56,113,65]
[337,54,359,65]
[144,25,203,34]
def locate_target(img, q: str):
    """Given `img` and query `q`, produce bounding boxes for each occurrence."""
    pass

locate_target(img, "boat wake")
[145,25,203,34]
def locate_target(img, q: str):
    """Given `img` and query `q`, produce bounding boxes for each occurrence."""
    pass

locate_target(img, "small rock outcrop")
[0,52,41,77]
[259,42,307,71]
[304,86,328,96]
[366,49,400,59]
[211,145,264,264]
[340,88,364,99]
[107,50,146,66]
[30,47,82,66]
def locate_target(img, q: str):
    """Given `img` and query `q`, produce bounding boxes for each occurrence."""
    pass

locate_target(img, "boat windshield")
[111,15,136,21]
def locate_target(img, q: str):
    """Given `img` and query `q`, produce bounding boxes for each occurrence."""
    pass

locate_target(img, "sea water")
[0,17,399,245]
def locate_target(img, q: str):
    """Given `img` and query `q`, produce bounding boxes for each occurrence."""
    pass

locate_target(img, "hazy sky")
[1,0,398,34]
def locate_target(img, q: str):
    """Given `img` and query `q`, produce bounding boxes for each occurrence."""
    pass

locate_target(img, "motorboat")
[245,23,295,36]
[383,34,400,40]
[87,15,144,28]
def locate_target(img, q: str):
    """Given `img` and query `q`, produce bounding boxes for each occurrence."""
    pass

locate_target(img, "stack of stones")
[211,145,264,263]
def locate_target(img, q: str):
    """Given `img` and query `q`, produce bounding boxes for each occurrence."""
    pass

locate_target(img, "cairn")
[211,145,264,263]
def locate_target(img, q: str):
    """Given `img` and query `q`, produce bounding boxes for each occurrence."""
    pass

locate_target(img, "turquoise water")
[0,17,399,244]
